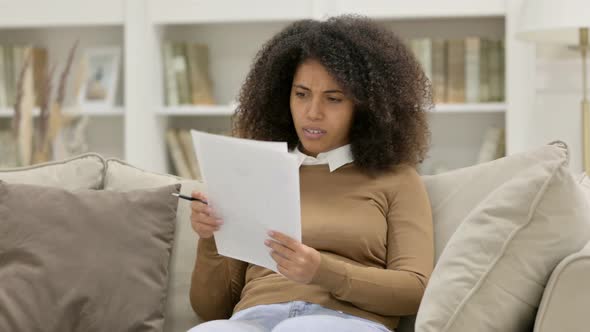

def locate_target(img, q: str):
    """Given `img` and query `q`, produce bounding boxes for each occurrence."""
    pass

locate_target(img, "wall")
[532,44,589,173]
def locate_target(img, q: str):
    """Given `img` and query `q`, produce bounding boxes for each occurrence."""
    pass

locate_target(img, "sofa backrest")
[398,141,574,332]
[0,153,105,190]
[103,158,205,332]
[3,145,586,332]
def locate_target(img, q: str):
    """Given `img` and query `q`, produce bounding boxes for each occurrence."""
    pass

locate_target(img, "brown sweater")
[190,163,434,330]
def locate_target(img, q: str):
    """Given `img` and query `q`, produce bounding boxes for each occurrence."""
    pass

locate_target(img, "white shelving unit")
[0,0,124,28]
[0,6,126,159]
[1,0,535,175]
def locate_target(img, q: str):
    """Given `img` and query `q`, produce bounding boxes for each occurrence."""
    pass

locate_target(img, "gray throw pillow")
[0,180,181,332]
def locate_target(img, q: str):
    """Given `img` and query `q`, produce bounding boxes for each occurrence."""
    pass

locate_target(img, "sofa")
[0,141,589,332]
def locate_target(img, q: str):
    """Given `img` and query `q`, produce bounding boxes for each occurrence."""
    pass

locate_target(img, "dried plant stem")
[37,64,55,145]
[15,49,35,166]
[34,41,78,164]
[11,41,78,165]
[11,51,32,140]
[56,40,78,106]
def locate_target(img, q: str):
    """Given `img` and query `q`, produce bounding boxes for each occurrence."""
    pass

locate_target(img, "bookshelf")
[0,0,536,176]
[0,20,125,159]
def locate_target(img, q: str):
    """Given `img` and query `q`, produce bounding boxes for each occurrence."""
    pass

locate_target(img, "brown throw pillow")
[0,180,181,332]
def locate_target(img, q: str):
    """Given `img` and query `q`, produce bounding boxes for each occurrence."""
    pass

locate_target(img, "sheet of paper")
[191,130,301,272]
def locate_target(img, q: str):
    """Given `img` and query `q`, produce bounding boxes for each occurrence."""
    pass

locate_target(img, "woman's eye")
[295,92,306,98]
[328,97,342,103]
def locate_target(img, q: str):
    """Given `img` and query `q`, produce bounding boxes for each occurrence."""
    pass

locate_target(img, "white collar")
[291,144,354,172]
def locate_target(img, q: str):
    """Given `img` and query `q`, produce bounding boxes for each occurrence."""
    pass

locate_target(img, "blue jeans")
[187,301,393,332]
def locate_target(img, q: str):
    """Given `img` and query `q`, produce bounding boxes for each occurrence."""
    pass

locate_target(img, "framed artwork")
[78,47,120,108]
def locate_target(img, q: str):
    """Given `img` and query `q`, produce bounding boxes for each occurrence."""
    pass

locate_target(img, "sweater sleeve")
[310,166,434,316]
[189,237,248,321]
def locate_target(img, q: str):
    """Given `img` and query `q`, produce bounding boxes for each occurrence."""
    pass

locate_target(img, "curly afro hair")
[233,15,432,175]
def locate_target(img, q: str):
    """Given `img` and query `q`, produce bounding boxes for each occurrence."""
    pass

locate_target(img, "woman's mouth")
[303,127,326,140]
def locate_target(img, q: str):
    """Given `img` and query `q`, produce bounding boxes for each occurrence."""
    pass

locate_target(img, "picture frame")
[78,47,120,109]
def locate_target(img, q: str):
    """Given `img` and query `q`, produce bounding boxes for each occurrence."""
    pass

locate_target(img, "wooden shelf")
[158,105,236,116]
[0,107,125,118]
[155,103,505,117]
[331,0,505,20]
[148,0,505,25]
[431,103,506,114]
[0,0,124,28]
[148,0,315,24]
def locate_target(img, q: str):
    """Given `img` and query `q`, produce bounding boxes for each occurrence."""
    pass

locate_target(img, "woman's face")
[290,58,355,157]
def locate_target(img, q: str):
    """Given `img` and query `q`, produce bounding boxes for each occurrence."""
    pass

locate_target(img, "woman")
[188,15,433,332]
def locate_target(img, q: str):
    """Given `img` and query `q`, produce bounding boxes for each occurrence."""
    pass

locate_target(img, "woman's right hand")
[190,192,223,239]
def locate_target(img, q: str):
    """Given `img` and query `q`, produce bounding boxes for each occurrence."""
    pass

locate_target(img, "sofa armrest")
[533,241,590,332]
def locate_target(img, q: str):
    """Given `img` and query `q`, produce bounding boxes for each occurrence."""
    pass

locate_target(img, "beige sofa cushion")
[533,241,590,332]
[0,153,104,190]
[532,174,590,332]
[398,142,573,332]
[421,142,569,262]
[0,180,180,332]
[104,159,204,332]
[415,145,590,332]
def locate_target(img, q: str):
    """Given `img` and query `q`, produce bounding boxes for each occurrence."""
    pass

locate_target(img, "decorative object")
[78,47,120,110]
[11,41,78,166]
[52,113,90,160]
[517,0,590,173]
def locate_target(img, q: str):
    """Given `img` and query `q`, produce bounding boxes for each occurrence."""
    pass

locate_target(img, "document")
[191,130,301,272]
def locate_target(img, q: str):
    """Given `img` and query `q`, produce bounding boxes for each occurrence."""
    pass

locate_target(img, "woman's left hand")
[265,230,321,284]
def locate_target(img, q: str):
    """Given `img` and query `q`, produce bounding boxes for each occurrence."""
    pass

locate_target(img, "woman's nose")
[306,99,324,120]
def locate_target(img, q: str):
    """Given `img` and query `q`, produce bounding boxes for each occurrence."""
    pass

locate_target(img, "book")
[162,42,179,106]
[177,128,202,180]
[165,128,192,178]
[410,38,433,82]
[489,39,503,102]
[431,39,447,104]
[479,39,491,102]
[446,39,466,103]
[465,37,480,103]
[186,43,215,105]
[0,44,47,108]
[172,43,191,105]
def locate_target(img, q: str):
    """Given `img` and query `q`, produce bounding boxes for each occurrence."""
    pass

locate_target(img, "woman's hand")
[265,231,321,284]
[189,192,223,239]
